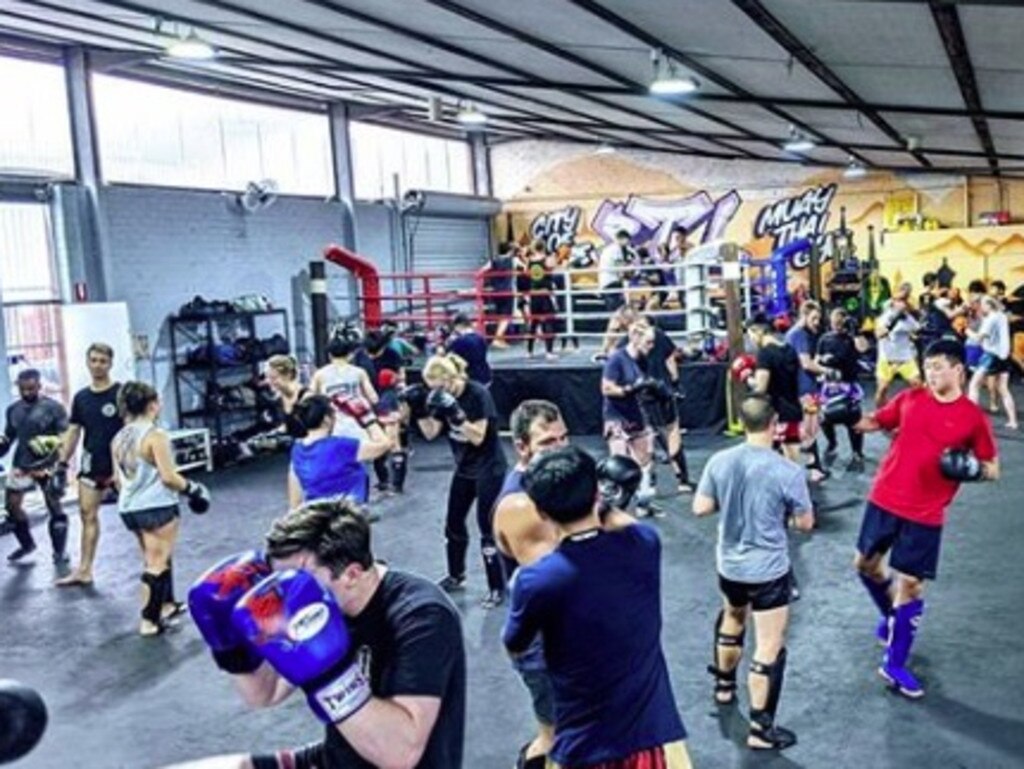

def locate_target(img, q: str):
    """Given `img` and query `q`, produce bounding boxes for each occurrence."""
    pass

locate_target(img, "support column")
[470,133,492,197]
[62,47,108,301]
[328,102,358,323]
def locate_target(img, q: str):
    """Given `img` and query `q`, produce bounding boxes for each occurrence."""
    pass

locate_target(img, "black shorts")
[119,504,180,533]
[857,501,942,580]
[492,296,514,318]
[719,571,793,612]
[979,353,1011,376]
[529,294,556,317]
[252,742,325,769]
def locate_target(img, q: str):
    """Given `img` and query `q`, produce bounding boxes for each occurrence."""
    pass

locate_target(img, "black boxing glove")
[398,384,430,419]
[939,448,983,482]
[426,389,467,427]
[596,455,642,517]
[0,435,10,458]
[184,480,212,513]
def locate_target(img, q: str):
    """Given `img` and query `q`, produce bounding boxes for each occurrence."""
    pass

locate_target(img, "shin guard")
[140,571,166,625]
[858,573,893,617]
[48,513,69,560]
[707,610,744,699]
[749,651,794,753]
[672,449,690,485]
[389,451,408,493]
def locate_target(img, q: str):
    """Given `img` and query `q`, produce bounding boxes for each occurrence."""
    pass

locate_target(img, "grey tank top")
[112,421,179,513]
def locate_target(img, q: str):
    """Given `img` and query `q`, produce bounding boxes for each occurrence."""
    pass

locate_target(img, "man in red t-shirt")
[853,339,999,699]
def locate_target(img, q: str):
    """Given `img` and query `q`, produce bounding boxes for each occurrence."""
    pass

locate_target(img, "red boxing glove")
[377,369,399,391]
[730,354,757,385]
[333,394,378,429]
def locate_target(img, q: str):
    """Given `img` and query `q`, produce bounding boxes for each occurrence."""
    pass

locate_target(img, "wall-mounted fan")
[235,178,279,214]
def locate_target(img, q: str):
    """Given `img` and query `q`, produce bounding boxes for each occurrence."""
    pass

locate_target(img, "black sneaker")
[847,455,865,473]
[53,552,71,577]
[636,503,666,519]
[824,445,839,465]
[437,575,466,593]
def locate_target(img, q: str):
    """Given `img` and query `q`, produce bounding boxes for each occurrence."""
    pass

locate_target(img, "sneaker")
[437,574,466,593]
[847,455,865,473]
[636,503,666,519]
[481,589,505,609]
[7,543,37,563]
[824,445,838,464]
[878,663,924,699]
[678,482,695,495]
[544,353,558,362]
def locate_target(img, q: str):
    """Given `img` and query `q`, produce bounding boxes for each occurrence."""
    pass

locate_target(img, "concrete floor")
[3,419,1024,768]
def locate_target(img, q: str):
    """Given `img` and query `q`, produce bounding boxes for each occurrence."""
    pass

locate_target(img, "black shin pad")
[707,610,744,699]
[389,451,408,492]
[48,513,69,558]
[749,648,796,749]
[141,571,167,626]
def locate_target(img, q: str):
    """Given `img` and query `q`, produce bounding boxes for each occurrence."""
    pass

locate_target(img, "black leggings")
[822,421,864,455]
[252,743,325,769]
[445,471,506,591]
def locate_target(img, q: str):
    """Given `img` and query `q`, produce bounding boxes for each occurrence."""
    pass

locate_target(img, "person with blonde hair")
[264,354,310,439]
[415,352,508,607]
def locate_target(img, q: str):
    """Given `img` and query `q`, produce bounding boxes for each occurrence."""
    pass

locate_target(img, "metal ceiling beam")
[564,0,870,165]
[283,0,752,156]
[418,0,774,157]
[732,0,932,167]
[929,1,999,174]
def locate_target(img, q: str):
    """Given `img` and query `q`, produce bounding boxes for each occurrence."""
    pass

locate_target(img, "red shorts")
[774,421,802,445]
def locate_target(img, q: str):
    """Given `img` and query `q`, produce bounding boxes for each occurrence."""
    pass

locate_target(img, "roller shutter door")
[408,215,490,295]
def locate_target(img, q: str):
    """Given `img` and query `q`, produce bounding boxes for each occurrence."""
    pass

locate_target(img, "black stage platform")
[413,345,728,435]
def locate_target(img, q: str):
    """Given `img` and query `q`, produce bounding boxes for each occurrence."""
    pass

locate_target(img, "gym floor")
[3,420,1023,768]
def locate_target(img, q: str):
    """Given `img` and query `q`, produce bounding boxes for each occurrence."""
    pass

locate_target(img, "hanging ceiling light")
[844,158,867,179]
[456,102,488,127]
[166,28,216,60]
[649,50,699,96]
[782,125,815,153]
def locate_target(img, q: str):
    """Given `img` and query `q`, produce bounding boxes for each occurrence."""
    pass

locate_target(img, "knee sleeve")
[749,647,788,728]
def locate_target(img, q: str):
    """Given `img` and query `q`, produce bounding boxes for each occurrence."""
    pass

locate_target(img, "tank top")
[112,421,179,514]
[291,435,369,504]
[319,363,367,440]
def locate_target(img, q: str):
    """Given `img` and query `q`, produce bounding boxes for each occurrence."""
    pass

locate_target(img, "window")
[92,75,334,196]
[0,203,65,398]
[0,56,75,178]
[350,122,472,200]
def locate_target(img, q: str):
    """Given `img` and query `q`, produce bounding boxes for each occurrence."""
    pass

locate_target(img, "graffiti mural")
[529,205,582,253]
[591,190,742,246]
[754,184,837,267]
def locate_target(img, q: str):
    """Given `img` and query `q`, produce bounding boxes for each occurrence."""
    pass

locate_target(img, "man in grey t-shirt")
[875,297,921,407]
[694,396,813,752]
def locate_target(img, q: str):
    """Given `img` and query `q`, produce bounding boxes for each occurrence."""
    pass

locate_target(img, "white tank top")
[112,421,179,513]
[318,363,367,440]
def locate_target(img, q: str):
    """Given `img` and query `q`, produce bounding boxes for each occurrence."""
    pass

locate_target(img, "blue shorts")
[857,501,942,580]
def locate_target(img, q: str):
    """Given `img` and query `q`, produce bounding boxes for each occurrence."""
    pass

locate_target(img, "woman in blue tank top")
[288,395,391,509]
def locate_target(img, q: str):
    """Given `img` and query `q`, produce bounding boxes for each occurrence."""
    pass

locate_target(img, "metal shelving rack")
[169,309,289,448]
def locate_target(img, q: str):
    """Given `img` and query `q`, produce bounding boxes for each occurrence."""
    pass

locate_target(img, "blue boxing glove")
[188,551,273,674]
[232,569,371,724]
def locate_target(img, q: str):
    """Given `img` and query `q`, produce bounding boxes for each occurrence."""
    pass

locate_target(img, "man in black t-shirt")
[175,500,466,769]
[747,319,804,465]
[816,308,868,470]
[418,354,509,607]
[55,343,123,587]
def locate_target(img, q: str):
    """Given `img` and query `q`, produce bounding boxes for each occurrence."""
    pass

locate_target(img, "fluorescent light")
[456,103,487,127]
[649,51,699,96]
[782,126,814,153]
[783,137,815,152]
[594,143,616,155]
[649,74,699,96]
[166,29,216,60]
[844,160,867,179]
